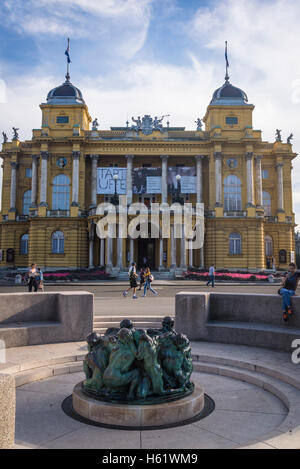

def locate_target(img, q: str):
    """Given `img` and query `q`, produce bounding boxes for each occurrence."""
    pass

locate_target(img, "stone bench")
[175,292,300,352]
[0,292,93,348]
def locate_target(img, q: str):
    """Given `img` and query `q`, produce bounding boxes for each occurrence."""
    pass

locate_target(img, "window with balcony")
[224,175,242,211]
[20,233,29,255]
[22,190,31,215]
[263,191,271,216]
[52,175,70,210]
[52,231,64,254]
[229,232,242,255]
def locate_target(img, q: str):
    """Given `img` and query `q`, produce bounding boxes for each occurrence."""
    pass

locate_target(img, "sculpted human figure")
[136,332,164,397]
[103,328,140,399]
[287,133,293,144]
[2,132,7,143]
[276,129,282,142]
[153,116,164,133]
[195,118,203,131]
[12,127,19,140]
[131,116,142,132]
[83,332,115,393]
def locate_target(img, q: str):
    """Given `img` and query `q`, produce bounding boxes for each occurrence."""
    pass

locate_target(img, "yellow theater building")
[0,61,297,273]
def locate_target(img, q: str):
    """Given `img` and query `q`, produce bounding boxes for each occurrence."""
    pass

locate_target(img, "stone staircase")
[93,315,174,334]
[117,270,176,281]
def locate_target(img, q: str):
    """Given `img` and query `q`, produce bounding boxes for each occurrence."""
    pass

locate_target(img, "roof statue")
[195,118,203,131]
[2,132,7,143]
[12,127,19,140]
[276,129,282,142]
[131,115,169,135]
[92,118,99,130]
[287,133,293,144]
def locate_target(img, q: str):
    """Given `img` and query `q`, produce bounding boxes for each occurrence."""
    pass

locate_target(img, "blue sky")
[1,0,300,221]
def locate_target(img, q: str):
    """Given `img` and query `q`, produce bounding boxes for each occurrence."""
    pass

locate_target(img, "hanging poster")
[97,168,127,194]
[168,167,196,194]
[133,168,162,194]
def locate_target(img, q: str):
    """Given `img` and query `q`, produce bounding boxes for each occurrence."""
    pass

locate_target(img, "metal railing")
[47,210,70,217]
[224,211,247,217]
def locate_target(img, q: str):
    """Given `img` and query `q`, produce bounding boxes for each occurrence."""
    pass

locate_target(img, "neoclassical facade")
[0,70,297,271]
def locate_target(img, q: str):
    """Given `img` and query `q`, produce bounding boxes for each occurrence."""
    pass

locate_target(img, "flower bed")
[42,269,110,281]
[185,270,269,282]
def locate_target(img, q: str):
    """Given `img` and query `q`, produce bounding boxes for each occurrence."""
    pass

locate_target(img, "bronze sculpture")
[83,316,193,403]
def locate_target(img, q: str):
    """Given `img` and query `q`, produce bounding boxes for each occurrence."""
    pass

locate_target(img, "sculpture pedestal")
[72,382,204,429]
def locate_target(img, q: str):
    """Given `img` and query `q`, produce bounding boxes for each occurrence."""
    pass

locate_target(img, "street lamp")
[174,174,183,204]
[111,174,119,205]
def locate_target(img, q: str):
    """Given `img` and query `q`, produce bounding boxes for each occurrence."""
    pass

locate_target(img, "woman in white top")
[28,263,38,292]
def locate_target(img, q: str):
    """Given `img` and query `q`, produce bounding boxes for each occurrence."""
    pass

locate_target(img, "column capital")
[195,155,206,161]
[245,152,254,160]
[276,162,284,169]
[90,154,99,161]
[41,151,49,160]
[214,152,222,160]
[160,155,169,161]
[10,161,18,169]
[255,155,263,162]
[72,151,80,160]
[125,154,134,161]
[31,154,39,162]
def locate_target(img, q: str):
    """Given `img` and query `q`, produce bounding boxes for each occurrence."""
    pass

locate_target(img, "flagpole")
[225,40,229,82]
[66,38,70,82]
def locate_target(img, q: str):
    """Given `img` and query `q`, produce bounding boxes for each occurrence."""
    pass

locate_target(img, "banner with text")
[168,167,196,194]
[97,168,127,195]
[133,168,162,194]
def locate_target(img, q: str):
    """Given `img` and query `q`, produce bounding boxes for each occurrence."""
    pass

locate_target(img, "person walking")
[138,267,145,291]
[143,267,158,297]
[279,263,299,322]
[36,267,44,292]
[123,262,138,299]
[206,264,215,288]
[28,263,38,292]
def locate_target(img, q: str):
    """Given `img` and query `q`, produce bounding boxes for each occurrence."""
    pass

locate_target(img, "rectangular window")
[262,169,269,179]
[226,117,238,125]
[56,116,69,124]
[25,168,32,178]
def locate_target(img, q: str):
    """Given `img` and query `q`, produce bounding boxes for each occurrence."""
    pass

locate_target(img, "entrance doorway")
[138,238,156,270]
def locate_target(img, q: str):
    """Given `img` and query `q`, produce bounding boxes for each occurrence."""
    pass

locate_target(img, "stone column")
[277,163,284,212]
[255,155,263,207]
[90,155,99,208]
[214,152,222,206]
[106,237,113,268]
[126,155,134,205]
[88,224,94,269]
[170,225,177,268]
[9,162,17,212]
[0,373,15,449]
[129,238,134,264]
[161,155,168,203]
[246,152,255,206]
[159,238,164,271]
[117,237,123,269]
[39,151,49,206]
[100,238,105,266]
[30,155,39,207]
[180,225,187,269]
[71,151,80,206]
[188,240,193,267]
[195,155,204,204]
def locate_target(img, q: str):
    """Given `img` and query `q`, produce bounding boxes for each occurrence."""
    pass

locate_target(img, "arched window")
[265,235,273,256]
[224,175,242,211]
[263,191,271,216]
[22,190,31,215]
[229,232,242,255]
[52,231,64,254]
[52,175,70,210]
[20,234,29,255]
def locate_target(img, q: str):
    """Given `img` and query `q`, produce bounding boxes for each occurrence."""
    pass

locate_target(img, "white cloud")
[3,0,152,58]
